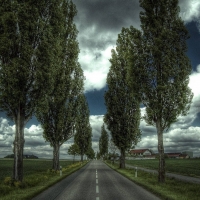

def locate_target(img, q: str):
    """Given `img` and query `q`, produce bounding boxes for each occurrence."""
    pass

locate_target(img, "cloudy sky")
[0,0,200,159]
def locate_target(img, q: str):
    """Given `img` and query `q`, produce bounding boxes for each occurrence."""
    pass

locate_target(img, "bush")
[4,177,13,186]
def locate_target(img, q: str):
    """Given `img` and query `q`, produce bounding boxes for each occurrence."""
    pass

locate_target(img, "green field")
[0,159,85,200]
[0,159,74,181]
[126,159,200,177]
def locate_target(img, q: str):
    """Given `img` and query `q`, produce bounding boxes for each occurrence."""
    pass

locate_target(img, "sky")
[0,0,200,159]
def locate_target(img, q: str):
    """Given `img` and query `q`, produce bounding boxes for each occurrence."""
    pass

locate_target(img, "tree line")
[103,0,193,183]
[0,0,93,182]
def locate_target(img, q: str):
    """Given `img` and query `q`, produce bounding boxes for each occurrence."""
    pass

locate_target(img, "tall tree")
[104,28,141,168]
[131,0,193,183]
[86,145,95,160]
[99,124,109,159]
[108,138,118,164]
[36,0,84,171]
[68,143,80,163]
[74,94,92,162]
[0,0,54,181]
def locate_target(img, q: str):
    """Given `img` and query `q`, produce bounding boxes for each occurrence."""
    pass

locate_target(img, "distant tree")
[129,0,193,183]
[36,0,84,171]
[104,27,141,168]
[74,94,92,162]
[96,151,101,160]
[109,138,118,164]
[86,146,95,160]
[99,124,109,159]
[68,143,80,163]
[0,0,56,181]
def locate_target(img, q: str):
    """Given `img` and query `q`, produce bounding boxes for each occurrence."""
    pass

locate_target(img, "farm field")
[126,159,200,177]
[0,159,75,181]
[0,159,85,200]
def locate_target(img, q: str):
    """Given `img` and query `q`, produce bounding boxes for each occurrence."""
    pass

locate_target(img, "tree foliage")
[68,143,80,163]
[128,0,193,183]
[0,0,56,181]
[35,0,84,171]
[104,27,141,168]
[86,146,95,160]
[99,124,109,159]
[74,94,92,162]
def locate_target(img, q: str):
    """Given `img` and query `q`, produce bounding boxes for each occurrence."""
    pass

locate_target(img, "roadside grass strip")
[126,159,200,178]
[106,161,200,200]
[0,160,88,200]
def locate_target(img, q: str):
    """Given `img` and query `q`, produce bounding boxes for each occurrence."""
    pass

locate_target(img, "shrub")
[4,177,13,186]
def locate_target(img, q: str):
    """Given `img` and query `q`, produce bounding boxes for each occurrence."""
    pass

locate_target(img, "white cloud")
[179,0,200,31]
[80,45,113,92]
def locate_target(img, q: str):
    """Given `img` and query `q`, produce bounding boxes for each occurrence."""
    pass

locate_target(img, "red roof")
[130,149,149,154]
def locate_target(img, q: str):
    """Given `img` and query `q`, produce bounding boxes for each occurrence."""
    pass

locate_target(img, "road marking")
[96,197,99,200]
[96,179,98,184]
[96,185,99,193]
[96,174,98,178]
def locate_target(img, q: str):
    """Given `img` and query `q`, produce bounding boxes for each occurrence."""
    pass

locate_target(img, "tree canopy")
[74,94,92,162]
[128,0,193,183]
[104,27,141,168]
[99,124,109,159]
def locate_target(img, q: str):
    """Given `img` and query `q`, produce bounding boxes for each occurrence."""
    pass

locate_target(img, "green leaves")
[74,94,92,158]
[68,143,80,156]
[35,0,84,147]
[99,124,109,157]
[136,0,193,131]
[104,27,141,155]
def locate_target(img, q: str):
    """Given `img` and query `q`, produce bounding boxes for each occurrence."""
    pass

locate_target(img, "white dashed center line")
[96,185,99,193]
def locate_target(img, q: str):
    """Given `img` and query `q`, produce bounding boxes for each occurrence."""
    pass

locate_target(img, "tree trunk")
[73,154,75,164]
[81,154,83,162]
[52,142,60,171]
[120,149,125,168]
[13,111,25,182]
[156,120,165,183]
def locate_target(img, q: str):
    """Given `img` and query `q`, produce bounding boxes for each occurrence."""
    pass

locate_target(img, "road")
[32,160,160,200]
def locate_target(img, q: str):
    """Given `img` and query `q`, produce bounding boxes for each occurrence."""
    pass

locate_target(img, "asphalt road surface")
[32,160,160,200]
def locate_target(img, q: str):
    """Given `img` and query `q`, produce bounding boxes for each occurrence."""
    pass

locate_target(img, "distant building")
[166,152,192,159]
[166,153,181,159]
[182,151,193,158]
[129,149,153,157]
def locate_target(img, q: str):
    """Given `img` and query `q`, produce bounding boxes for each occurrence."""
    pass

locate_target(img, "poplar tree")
[130,0,193,183]
[74,94,92,162]
[68,143,80,163]
[36,0,84,171]
[0,0,54,181]
[99,124,108,159]
[86,145,95,160]
[104,28,141,168]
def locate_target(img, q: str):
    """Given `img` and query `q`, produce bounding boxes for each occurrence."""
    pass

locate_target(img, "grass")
[106,161,200,200]
[126,159,200,177]
[0,159,88,200]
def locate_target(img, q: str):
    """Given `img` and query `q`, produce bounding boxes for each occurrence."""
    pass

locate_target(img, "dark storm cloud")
[0,143,10,148]
[73,0,141,32]
[79,35,114,52]
[24,139,46,147]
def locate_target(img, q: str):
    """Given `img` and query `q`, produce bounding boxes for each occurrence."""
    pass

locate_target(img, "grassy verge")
[106,161,200,200]
[126,159,200,177]
[0,160,88,200]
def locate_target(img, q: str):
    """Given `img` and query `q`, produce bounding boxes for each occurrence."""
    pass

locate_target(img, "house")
[166,152,191,159]
[166,153,181,159]
[182,151,193,158]
[129,149,153,157]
